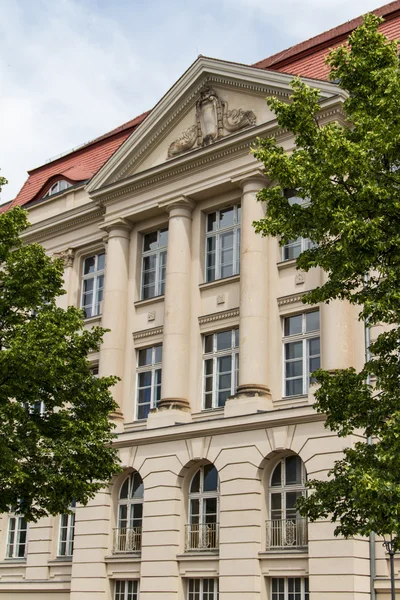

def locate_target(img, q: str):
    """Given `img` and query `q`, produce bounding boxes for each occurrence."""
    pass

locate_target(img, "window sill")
[48,557,72,565]
[274,395,309,408]
[259,549,308,557]
[83,314,102,325]
[199,275,240,291]
[192,408,224,421]
[134,295,165,308]
[1,558,27,565]
[177,551,219,559]
[277,259,297,270]
[123,420,148,432]
[104,553,141,562]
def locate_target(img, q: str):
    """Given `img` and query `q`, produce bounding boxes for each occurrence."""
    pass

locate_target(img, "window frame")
[281,189,313,262]
[271,577,309,600]
[188,465,220,527]
[6,513,28,559]
[187,578,219,600]
[114,579,139,600]
[140,228,168,300]
[269,456,307,521]
[58,501,76,557]
[43,180,72,198]
[282,310,320,397]
[205,204,241,283]
[80,251,105,319]
[135,344,162,420]
[202,328,239,410]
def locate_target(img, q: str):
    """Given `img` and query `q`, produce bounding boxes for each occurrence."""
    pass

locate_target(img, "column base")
[147,399,192,429]
[224,385,272,418]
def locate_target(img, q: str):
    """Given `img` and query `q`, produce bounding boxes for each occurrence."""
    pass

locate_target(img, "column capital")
[158,196,195,217]
[54,247,75,268]
[99,217,133,239]
[231,167,268,190]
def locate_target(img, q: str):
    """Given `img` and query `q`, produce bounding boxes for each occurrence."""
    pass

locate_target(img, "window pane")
[216,330,232,351]
[158,228,168,248]
[207,212,217,232]
[285,341,303,360]
[131,474,144,499]
[217,389,230,407]
[308,337,320,356]
[83,256,96,275]
[143,231,158,252]
[284,315,302,336]
[306,310,319,332]
[204,335,214,354]
[285,360,302,378]
[283,239,302,261]
[271,462,282,486]
[219,206,234,228]
[138,348,153,367]
[154,345,163,364]
[191,471,200,494]
[285,456,303,485]
[286,378,303,396]
[203,465,218,492]
[138,371,152,387]
[83,278,94,292]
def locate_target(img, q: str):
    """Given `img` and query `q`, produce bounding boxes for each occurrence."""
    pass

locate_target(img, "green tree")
[253,14,400,548]
[0,191,120,521]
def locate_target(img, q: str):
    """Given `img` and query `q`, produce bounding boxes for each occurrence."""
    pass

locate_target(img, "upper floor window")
[188,579,219,600]
[203,329,239,409]
[7,511,27,558]
[271,578,309,600]
[81,252,105,318]
[141,229,168,299]
[206,204,241,282]
[186,464,219,551]
[43,180,72,198]
[283,310,320,397]
[58,500,76,557]
[282,189,313,261]
[136,345,162,420]
[115,580,139,600]
[115,472,143,553]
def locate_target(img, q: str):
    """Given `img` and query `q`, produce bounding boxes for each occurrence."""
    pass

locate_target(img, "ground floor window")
[7,514,27,558]
[271,577,309,600]
[114,580,139,600]
[188,578,218,600]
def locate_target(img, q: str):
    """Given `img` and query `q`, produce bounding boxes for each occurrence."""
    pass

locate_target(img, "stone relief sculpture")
[167,83,256,159]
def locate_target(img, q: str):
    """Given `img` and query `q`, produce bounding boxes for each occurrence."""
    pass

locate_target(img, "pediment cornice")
[87,56,342,196]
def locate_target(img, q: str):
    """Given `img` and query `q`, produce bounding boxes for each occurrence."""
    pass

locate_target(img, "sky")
[0,0,384,202]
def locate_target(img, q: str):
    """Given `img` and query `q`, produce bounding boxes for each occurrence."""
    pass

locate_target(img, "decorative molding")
[167,83,256,159]
[53,247,75,267]
[133,326,163,341]
[216,294,225,306]
[147,311,156,322]
[198,308,239,325]
[21,206,105,244]
[295,273,305,285]
[277,292,307,307]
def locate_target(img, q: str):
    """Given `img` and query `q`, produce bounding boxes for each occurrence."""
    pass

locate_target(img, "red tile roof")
[8,111,150,210]
[7,2,400,211]
[253,0,400,79]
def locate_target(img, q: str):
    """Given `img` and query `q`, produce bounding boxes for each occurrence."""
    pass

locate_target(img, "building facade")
[2,5,400,599]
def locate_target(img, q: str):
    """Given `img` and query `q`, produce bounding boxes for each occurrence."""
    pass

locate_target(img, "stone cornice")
[133,326,163,341]
[198,308,240,326]
[21,204,105,244]
[277,292,307,307]
[117,405,326,448]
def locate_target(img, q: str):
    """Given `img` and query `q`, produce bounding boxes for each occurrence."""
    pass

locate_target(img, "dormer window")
[43,180,72,198]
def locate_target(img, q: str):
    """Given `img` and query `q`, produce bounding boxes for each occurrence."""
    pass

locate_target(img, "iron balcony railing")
[113,527,142,553]
[185,523,219,551]
[266,518,308,550]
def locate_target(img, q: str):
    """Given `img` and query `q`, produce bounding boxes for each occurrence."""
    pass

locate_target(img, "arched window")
[267,455,307,549]
[43,180,72,198]
[114,472,143,553]
[186,464,219,551]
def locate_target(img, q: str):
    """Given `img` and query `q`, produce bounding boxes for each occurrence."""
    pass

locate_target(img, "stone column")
[225,170,272,417]
[147,197,194,428]
[98,218,132,418]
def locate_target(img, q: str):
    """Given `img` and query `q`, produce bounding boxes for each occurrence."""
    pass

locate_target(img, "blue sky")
[0,0,382,202]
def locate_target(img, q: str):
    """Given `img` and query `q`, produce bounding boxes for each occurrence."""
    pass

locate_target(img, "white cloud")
[0,0,388,202]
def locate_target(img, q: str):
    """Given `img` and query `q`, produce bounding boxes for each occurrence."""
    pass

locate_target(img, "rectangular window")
[7,515,27,558]
[283,311,320,397]
[81,252,105,318]
[114,580,139,600]
[188,579,218,600]
[58,501,76,557]
[141,228,168,300]
[205,205,241,282]
[136,344,162,420]
[282,189,314,261]
[271,578,309,600]
[203,329,239,409]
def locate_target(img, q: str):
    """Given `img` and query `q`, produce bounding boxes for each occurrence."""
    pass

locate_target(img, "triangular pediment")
[87,57,340,194]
